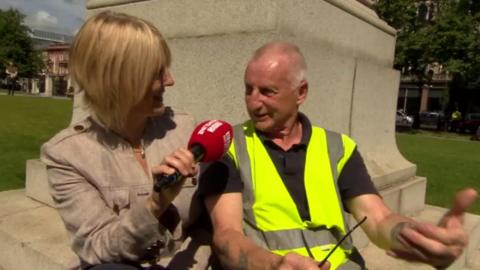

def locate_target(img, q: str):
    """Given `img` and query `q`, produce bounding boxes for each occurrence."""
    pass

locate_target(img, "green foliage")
[454,0,480,16]
[395,26,432,83]
[0,94,72,190]
[0,8,44,78]
[374,0,418,30]
[428,6,480,80]
[375,0,431,84]
[375,0,480,84]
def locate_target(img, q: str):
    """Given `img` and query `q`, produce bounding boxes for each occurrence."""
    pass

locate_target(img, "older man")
[199,42,477,270]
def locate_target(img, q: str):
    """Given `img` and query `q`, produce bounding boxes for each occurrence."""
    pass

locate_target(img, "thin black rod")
[318,216,367,267]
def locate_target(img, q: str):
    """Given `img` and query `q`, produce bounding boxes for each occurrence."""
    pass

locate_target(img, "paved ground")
[1,189,479,270]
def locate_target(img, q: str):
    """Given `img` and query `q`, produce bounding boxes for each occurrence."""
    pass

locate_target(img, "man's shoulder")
[308,125,358,154]
[311,125,353,139]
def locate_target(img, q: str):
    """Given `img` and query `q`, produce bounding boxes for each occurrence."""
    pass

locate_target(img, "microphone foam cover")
[188,120,233,162]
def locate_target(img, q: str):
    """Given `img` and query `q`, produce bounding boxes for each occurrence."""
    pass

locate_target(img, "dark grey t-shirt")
[198,114,378,221]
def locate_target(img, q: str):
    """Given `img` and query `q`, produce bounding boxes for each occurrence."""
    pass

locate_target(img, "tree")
[373,0,418,31]
[375,0,480,111]
[428,1,480,81]
[0,8,43,78]
[375,0,432,85]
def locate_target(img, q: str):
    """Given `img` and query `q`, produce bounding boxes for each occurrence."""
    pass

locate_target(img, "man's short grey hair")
[252,41,307,87]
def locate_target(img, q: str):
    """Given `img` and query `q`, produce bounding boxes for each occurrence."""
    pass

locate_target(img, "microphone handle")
[153,144,205,192]
[154,171,182,192]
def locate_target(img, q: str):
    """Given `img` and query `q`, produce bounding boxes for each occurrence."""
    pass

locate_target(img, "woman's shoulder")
[46,119,91,144]
[41,118,96,159]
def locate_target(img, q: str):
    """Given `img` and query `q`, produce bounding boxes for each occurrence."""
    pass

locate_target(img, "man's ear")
[297,80,308,106]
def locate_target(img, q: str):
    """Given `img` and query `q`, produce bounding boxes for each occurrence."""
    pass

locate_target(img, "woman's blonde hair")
[69,11,171,131]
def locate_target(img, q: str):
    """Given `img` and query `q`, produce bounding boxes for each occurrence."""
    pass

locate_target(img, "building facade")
[398,63,452,114]
[42,43,70,96]
[27,29,73,96]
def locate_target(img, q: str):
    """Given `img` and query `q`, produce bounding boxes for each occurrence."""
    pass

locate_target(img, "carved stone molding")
[86,0,149,9]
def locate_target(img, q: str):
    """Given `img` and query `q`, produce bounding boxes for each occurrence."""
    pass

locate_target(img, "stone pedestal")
[28,0,424,219]
[82,0,420,197]
[25,160,54,207]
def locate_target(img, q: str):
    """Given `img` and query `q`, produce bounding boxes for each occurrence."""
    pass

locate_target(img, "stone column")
[44,75,53,96]
[31,79,39,94]
[420,84,430,112]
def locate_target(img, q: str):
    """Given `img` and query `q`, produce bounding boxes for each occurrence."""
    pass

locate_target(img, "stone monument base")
[2,187,479,270]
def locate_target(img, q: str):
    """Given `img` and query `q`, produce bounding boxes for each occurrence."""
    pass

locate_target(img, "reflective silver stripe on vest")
[325,130,353,250]
[244,225,339,251]
[233,124,257,224]
[325,130,343,182]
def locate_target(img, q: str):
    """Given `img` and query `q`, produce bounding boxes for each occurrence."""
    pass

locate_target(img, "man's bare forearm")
[348,195,415,251]
[213,228,281,270]
[363,212,415,251]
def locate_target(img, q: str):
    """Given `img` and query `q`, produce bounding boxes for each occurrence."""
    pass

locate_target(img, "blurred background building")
[27,29,72,96]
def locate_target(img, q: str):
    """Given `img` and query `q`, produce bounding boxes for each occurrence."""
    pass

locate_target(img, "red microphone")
[154,120,233,191]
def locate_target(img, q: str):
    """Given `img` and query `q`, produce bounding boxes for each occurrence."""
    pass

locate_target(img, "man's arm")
[205,192,281,269]
[347,189,477,268]
[346,194,412,250]
[205,192,330,270]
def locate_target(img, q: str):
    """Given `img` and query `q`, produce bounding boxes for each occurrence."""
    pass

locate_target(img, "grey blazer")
[41,108,211,269]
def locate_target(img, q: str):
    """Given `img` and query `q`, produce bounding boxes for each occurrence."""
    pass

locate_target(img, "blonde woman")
[41,11,211,270]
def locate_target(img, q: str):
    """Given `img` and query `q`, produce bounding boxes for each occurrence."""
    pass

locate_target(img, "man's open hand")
[389,188,478,268]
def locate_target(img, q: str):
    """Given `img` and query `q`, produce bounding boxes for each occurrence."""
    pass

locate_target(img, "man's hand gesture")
[389,188,478,268]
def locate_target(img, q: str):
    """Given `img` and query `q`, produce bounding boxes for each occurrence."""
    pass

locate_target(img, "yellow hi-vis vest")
[228,121,363,270]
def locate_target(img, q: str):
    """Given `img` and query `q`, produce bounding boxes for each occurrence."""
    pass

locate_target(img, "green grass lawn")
[396,131,480,215]
[0,94,72,190]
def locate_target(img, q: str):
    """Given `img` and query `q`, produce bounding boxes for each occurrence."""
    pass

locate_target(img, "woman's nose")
[163,70,175,86]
